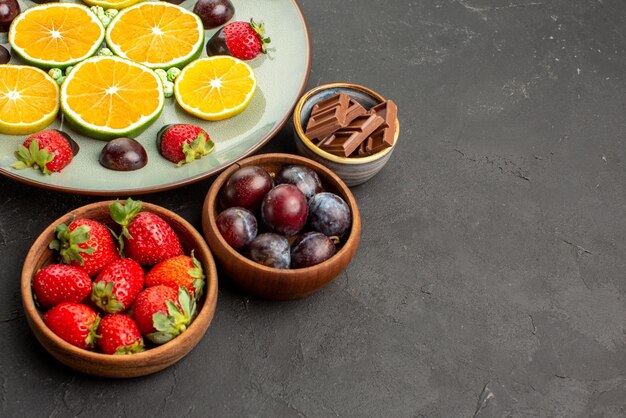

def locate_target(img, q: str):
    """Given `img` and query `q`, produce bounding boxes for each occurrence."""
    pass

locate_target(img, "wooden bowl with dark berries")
[21,199,218,378]
[202,153,361,300]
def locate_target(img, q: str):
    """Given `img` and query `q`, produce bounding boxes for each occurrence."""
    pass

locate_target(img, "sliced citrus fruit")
[60,56,164,140]
[8,3,105,69]
[105,2,204,69]
[82,0,144,11]
[174,56,256,121]
[0,65,59,135]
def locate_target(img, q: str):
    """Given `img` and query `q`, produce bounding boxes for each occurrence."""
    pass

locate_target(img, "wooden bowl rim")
[203,153,361,276]
[21,200,219,365]
[292,82,400,165]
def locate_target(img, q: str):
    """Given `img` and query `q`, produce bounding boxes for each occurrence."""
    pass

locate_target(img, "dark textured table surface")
[2,0,626,417]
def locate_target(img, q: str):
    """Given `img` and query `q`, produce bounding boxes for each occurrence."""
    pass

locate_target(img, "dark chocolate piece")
[368,99,397,147]
[319,114,384,157]
[305,93,350,141]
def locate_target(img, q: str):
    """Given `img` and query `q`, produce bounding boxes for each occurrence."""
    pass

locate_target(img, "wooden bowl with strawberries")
[202,153,361,300]
[21,200,218,378]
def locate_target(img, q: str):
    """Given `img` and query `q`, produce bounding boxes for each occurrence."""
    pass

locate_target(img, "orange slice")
[60,56,164,140]
[83,0,144,11]
[105,2,204,69]
[174,56,256,121]
[8,3,105,68]
[0,65,59,135]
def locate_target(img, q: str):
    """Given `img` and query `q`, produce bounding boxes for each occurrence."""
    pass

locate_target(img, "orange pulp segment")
[60,56,164,140]
[0,65,59,135]
[105,2,204,69]
[9,3,105,68]
[174,56,256,121]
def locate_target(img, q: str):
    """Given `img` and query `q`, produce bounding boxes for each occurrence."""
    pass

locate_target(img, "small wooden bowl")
[21,201,218,378]
[293,82,400,187]
[202,153,361,300]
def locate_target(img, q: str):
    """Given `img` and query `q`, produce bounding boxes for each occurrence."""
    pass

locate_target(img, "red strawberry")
[157,124,214,166]
[32,264,92,308]
[206,19,270,60]
[109,198,183,265]
[91,258,144,313]
[145,251,205,298]
[43,302,100,349]
[49,219,120,277]
[97,314,144,355]
[133,285,196,344]
[11,129,75,174]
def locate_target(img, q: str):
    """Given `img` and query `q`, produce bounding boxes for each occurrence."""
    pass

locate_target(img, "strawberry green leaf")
[147,287,196,344]
[11,140,56,175]
[91,281,125,313]
[109,198,143,253]
[179,132,214,166]
[188,250,205,298]
[114,339,145,355]
[84,315,101,349]
[49,224,95,266]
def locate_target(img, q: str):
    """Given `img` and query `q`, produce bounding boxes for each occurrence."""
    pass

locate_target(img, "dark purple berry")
[247,233,290,269]
[193,0,234,29]
[99,137,148,171]
[221,165,273,212]
[291,232,336,269]
[0,0,19,32]
[261,184,308,237]
[0,45,10,64]
[308,192,351,238]
[275,165,323,200]
[216,207,258,250]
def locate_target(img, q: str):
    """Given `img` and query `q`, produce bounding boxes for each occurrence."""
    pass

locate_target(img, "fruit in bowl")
[202,153,361,300]
[21,199,218,378]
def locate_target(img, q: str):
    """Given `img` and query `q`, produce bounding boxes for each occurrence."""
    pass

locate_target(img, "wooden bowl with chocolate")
[202,153,361,300]
[293,83,399,186]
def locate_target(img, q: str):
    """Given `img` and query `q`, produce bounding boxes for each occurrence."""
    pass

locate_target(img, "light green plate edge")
[0,0,311,195]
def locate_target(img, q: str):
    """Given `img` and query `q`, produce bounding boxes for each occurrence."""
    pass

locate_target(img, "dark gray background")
[2,0,626,416]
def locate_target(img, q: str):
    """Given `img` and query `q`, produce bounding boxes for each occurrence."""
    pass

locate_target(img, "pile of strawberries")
[33,198,205,355]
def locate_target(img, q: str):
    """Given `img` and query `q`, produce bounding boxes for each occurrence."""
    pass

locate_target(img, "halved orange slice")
[8,3,105,69]
[60,56,164,140]
[174,56,256,121]
[105,2,204,69]
[0,65,59,135]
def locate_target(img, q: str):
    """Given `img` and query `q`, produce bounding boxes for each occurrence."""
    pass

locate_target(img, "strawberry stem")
[189,250,206,299]
[148,287,197,344]
[109,198,143,255]
[250,19,271,54]
[11,139,56,175]
[179,131,214,166]
[49,224,95,266]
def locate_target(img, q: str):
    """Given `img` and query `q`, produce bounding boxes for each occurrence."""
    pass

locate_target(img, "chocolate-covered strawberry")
[32,264,92,308]
[206,19,270,60]
[98,314,144,355]
[49,219,120,277]
[157,124,214,166]
[109,198,184,265]
[43,302,100,350]
[11,129,78,174]
[133,285,196,344]
[91,258,145,313]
